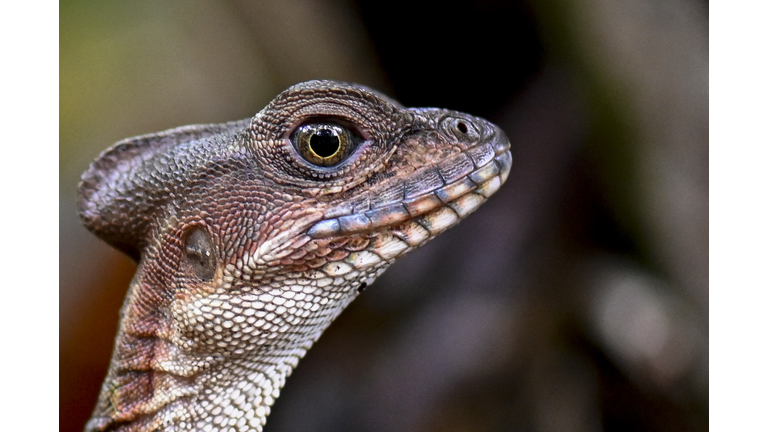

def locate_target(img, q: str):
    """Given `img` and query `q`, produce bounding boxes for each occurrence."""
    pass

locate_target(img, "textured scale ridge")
[78,80,512,431]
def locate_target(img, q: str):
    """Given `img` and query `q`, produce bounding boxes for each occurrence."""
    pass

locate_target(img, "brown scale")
[78,80,511,432]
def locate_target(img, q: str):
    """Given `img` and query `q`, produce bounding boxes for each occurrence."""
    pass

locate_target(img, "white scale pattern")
[170,189,490,430]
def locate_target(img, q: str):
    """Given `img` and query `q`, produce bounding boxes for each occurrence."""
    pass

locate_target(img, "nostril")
[439,116,480,140]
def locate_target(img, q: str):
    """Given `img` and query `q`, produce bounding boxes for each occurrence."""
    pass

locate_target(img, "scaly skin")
[78,80,512,431]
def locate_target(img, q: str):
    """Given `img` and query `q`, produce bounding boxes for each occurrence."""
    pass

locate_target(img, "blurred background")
[60,0,708,431]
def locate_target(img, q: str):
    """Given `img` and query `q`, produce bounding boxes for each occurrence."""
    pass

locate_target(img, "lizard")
[77,80,512,432]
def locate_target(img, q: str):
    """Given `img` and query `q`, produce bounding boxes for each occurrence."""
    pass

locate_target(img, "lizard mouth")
[306,137,512,241]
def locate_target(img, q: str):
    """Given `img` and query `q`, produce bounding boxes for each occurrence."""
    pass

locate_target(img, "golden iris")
[294,123,350,167]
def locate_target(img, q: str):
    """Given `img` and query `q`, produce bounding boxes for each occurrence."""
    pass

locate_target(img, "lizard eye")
[292,122,353,167]
[183,227,217,280]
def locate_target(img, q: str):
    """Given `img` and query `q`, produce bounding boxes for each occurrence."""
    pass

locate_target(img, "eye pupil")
[310,129,340,157]
[293,122,353,167]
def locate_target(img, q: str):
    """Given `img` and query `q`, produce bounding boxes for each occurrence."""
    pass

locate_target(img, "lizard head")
[78,80,511,431]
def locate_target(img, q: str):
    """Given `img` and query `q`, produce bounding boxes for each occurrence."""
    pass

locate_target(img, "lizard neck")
[86,268,367,432]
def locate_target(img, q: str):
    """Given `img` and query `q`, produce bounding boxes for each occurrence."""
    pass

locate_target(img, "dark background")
[60,0,708,431]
